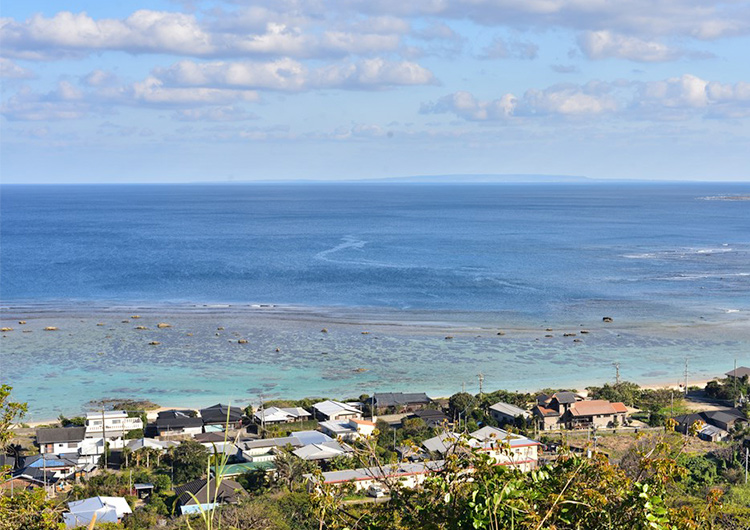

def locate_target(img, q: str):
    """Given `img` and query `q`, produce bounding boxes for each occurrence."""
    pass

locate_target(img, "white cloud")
[172,106,259,121]
[153,57,437,90]
[129,76,260,105]
[0,11,406,61]
[421,91,517,121]
[1,83,90,121]
[0,11,213,60]
[0,58,35,79]
[81,69,119,87]
[424,74,750,122]
[578,31,686,62]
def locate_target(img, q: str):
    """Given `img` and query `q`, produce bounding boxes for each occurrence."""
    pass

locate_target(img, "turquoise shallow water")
[1,304,747,420]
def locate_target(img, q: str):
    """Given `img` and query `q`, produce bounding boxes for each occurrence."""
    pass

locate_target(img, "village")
[2,365,750,528]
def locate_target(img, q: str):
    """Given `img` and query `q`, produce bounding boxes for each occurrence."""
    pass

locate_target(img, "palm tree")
[121,446,132,469]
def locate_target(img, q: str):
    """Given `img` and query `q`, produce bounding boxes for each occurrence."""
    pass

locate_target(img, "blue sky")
[1,0,749,182]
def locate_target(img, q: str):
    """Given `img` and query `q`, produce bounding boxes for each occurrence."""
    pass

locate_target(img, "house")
[194,432,237,456]
[372,393,432,413]
[533,393,627,430]
[312,400,362,421]
[13,454,82,489]
[254,406,312,425]
[489,402,531,426]
[305,460,444,492]
[725,367,750,380]
[126,437,178,452]
[84,411,143,439]
[403,409,450,428]
[37,427,87,455]
[173,477,246,515]
[292,441,352,461]
[236,431,334,462]
[63,496,132,528]
[568,400,629,429]
[36,427,113,466]
[155,410,204,438]
[422,426,541,472]
[673,408,746,441]
[318,418,376,441]
[200,404,244,429]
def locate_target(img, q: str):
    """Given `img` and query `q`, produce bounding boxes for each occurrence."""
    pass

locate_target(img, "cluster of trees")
[705,376,750,402]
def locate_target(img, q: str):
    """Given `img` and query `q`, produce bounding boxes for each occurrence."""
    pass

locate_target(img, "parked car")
[367,485,387,498]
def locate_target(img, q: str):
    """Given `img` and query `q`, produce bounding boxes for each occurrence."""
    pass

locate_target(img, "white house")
[422,426,540,472]
[254,406,312,424]
[312,400,362,421]
[318,418,376,441]
[305,461,444,493]
[85,411,143,439]
[63,496,132,528]
[292,441,351,461]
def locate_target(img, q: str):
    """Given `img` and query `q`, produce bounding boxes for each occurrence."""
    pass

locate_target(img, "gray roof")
[726,366,750,379]
[240,436,304,450]
[174,477,246,507]
[292,441,350,461]
[552,392,578,404]
[36,427,86,444]
[373,392,432,408]
[200,404,244,424]
[307,460,444,484]
[156,416,204,431]
[489,402,531,419]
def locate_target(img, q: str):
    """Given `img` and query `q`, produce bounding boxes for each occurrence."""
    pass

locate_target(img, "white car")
[366,485,387,498]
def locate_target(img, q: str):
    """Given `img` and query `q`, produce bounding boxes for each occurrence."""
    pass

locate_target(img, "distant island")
[360,173,592,184]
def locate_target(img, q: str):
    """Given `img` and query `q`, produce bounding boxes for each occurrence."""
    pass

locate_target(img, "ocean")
[1,182,749,418]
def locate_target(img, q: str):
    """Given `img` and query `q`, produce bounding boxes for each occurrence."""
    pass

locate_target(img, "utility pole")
[102,409,108,469]
[684,359,689,396]
[734,359,738,406]
[613,362,621,386]
[745,446,748,485]
[462,381,465,394]
[477,373,484,396]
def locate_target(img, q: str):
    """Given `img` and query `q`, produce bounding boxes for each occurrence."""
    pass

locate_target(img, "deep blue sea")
[2,182,750,419]
[2,183,750,319]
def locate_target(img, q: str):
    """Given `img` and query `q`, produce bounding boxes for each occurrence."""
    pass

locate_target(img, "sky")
[1,0,749,183]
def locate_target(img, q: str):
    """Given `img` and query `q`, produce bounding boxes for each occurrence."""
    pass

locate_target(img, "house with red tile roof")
[533,392,628,430]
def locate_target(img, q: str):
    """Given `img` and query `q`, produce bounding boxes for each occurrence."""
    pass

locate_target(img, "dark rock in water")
[321,328,328,333]
[149,341,161,345]
[445,336,453,340]
[563,333,577,337]
[580,330,590,334]
[573,339,583,343]
[497,331,505,335]
[238,339,248,344]
[602,317,613,323]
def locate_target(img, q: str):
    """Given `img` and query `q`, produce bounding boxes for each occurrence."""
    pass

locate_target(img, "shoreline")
[17,378,721,426]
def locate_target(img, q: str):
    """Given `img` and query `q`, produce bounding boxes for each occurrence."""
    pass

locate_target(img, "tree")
[0,385,27,451]
[448,392,477,422]
[273,448,314,490]
[170,440,209,484]
[0,488,64,530]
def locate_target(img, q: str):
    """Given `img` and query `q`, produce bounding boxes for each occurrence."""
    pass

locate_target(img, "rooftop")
[36,426,86,444]
[373,392,432,408]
